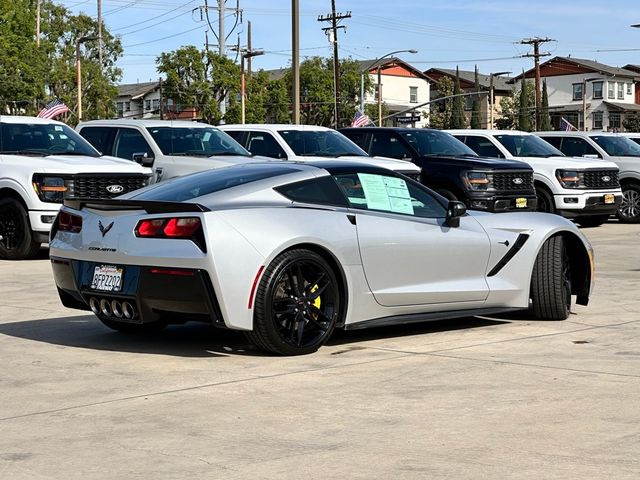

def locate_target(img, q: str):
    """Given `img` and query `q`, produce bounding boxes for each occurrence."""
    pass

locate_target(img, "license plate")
[90,265,123,292]
[515,197,528,208]
[604,194,615,204]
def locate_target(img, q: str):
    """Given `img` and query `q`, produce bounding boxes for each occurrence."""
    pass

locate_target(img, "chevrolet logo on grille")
[601,175,611,182]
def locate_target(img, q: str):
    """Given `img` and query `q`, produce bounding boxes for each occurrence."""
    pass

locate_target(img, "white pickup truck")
[76,119,257,183]
[0,116,151,259]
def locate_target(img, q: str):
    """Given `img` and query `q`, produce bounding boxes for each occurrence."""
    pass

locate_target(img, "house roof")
[424,68,513,92]
[514,57,640,82]
[623,64,640,74]
[603,101,640,112]
[266,68,288,81]
[117,81,159,100]
[355,57,431,81]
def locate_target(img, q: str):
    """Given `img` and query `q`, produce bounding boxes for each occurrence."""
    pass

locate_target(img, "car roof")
[448,129,533,136]
[219,124,332,132]
[0,115,65,125]
[78,119,214,128]
[536,131,629,137]
[340,127,442,133]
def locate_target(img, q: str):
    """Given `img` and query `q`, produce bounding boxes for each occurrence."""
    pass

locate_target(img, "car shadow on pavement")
[0,314,510,357]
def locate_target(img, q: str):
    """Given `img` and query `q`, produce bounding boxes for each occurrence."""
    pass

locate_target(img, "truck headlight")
[32,175,68,203]
[556,170,584,189]
[463,171,493,191]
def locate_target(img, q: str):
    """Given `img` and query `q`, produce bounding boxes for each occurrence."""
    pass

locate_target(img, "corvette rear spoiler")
[63,198,211,214]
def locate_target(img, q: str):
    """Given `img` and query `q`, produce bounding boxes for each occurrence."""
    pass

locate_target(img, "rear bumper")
[464,193,538,212]
[51,257,223,326]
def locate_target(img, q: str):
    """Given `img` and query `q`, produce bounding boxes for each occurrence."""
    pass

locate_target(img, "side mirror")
[446,201,467,228]
[132,152,154,167]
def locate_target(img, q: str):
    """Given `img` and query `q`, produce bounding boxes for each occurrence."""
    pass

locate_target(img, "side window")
[370,132,413,159]
[78,127,114,155]
[246,131,287,159]
[559,138,601,158]
[334,173,446,219]
[540,136,562,149]
[113,128,153,161]
[275,176,347,207]
[224,130,245,145]
[462,136,504,158]
[343,132,370,151]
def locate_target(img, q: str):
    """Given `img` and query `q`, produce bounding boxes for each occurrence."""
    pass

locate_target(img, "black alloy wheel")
[535,187,555,214]
[247,249,341,355]
[0,198,41,260]
[617,184,640,223]
[530,235,572,320]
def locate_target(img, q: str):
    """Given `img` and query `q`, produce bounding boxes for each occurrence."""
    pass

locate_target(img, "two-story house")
[424,67,512,129]
[358,57,431,128]
[115,81,195,120]
[515,56,640,131]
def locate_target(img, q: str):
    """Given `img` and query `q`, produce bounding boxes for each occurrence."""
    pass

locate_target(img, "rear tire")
[617,184,640,223]
[99,317,167,333]
[530,235,571,320]
[535,187,555,214]
[576,215,609,228]
[246,249,342,355]
[0,198,41,260]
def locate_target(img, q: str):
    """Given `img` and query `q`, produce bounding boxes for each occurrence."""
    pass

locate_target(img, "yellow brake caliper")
[310,284,321,318]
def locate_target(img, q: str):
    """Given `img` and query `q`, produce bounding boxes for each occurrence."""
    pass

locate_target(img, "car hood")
[289,154,420,173]
[7,153,151,174]
[514,155,619,170]
[419,154,532,171]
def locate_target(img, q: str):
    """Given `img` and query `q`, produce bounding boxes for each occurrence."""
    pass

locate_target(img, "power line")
[519,37,554,130]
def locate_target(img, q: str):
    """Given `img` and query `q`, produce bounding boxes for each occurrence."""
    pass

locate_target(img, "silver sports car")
[50,161,594,355]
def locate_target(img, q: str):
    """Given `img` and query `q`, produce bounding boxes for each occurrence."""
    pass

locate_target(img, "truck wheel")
[535,187,555,214]
[530,235,571,320]
[617,184,640,223]
[0,198,41,260]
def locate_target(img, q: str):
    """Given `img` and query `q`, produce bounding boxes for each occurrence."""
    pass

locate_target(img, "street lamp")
[488,71,511,129]
[360,49,418,126]
[75,35,98,122]
[240,49,264,124]
[582,77,600,131]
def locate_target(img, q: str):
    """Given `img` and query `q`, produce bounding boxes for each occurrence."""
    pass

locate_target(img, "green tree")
[622,113,640,132]
[428,76,454,129]
[450,67,467,129]
[470,65,482,129]
[496,80,534,130]
[540,80,552,131]
[518,76,533,131]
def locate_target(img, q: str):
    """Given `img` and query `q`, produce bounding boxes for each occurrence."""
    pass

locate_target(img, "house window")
[374,84,380,101]
[572,83,583,101]
[592,111,603,130]
[592,82,603,99]
[608,82,615,99]
[610,112,621,129]
[145,100,151,111]
[618,82,624,100]
[627,83,632,95]
[116,102,124,118]
[152,99,160,111]
[125,101,131,112]
[409,86,418,103]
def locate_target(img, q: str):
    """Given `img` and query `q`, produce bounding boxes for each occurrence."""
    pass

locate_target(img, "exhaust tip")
[122,301,135,320]
[89,297,100,315]
[99,298,112,317]
[111,300,123,318]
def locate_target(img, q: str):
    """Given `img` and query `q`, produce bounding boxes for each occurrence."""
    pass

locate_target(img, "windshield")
[400,130,477,156]
[0,122,100,157]
[591,136,640,157]
[495,134,564,157]
[278,129,367,157]
[147,126,250,157]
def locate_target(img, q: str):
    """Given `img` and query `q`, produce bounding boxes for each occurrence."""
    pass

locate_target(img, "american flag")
[37,98,70,119]
[560,117,577,131]
[351,109,372,127]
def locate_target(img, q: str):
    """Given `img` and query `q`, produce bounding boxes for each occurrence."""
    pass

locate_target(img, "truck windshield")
[399,130,477,156]
[0,122,100,157]
[278,129,368,157]
[147,127,250,157]
[591,136,640,157]
[495,134,564,157]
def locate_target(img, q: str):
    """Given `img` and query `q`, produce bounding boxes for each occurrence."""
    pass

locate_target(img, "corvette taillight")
[135,217,202,239]
[57,211,83,233]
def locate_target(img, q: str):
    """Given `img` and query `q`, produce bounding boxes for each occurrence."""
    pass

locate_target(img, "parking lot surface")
[1,221,639,479]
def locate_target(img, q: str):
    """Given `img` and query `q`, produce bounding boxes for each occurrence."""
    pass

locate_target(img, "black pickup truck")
[340,127,537,212]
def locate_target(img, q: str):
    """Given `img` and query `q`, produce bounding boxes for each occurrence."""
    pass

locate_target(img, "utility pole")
[519,37,553,130]
[292,0,300,124]
[318,1,351,128]
[247,21,252,77]
[36,0,41,47]
[230,38,264,124]
[97,0,103,69]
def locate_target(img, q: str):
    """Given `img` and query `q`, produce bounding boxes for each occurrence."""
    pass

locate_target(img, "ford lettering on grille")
[106,184,124,194]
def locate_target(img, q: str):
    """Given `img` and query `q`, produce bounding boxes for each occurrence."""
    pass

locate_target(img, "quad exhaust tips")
[89,297,136,320]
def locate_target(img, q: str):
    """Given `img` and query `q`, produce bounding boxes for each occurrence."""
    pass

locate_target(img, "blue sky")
[59,0,640,84]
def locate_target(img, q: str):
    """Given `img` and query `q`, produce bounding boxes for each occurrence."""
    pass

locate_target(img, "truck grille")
[583,170,619,189]
[493,171,534,191]
[67,175,150,199]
